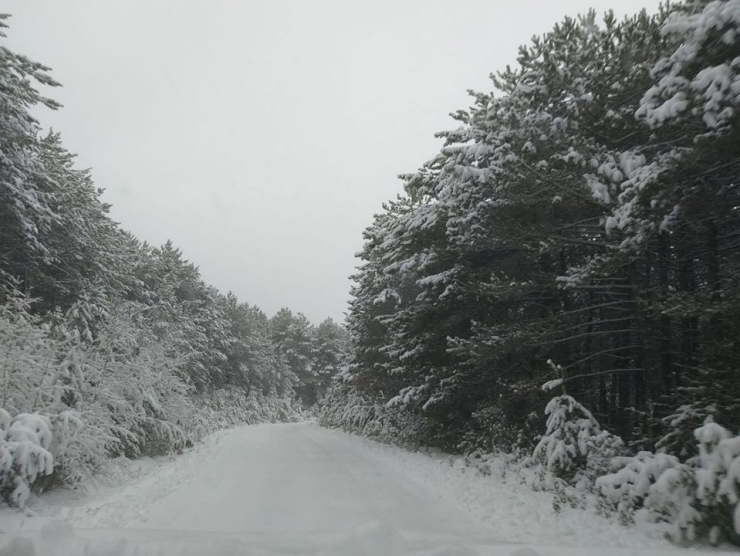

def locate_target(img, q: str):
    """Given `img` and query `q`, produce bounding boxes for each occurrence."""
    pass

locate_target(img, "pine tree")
[323,1,740,467]
[0,14,61,294]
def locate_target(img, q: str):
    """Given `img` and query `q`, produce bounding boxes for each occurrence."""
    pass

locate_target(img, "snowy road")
[0,423,729,555]
[136,423,480,543]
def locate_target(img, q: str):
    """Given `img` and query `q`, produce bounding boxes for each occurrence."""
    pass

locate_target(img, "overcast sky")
[4,0,662,323]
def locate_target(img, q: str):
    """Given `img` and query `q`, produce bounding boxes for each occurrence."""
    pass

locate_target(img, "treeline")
[0,15,345,507]
[321,0,740,544]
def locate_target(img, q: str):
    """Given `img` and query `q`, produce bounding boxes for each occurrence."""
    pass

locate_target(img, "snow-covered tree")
[0,410,54,507]
[270,309,316,404]
[533,394,625,489]
[597,417,740,544]
[0,14,61,289]
[311,318,347,400]
[0,15,327,504]
[322,1,740,476]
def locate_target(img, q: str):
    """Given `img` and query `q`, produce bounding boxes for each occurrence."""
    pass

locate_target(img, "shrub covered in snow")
[533,395,596,476]
[319,378,432,449]
[597,451,694,528]
[0,19,334,510]
[596,418,740,545]
[691,419,740,544]
[0,282,307,507]
[0,411,54,507]
[531,394,626,494]
[194,387,304,433]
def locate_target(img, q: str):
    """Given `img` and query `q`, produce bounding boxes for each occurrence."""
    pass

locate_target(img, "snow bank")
[316,426,672,550]
[0,426,234,532]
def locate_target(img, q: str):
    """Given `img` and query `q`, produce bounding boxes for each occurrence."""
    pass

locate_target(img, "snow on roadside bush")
[193,387,304,434]
[595,418,740,545]
[0,297,190,504]
[691,419,740,543]
[0,411,54,507]
[531,392,740,544]
[529,393,740,545]
[319,381,384,433]
[498,395,740,544]
[319,378,431,449]
[0,283,305,507]
[532,395,625,490]
[596,451,694,529]
[533,395,600,477]
[47,409,112,487]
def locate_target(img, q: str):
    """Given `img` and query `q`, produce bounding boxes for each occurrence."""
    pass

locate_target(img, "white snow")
[0,412,55,507]
[0,423,731,555]
[540,379,563,392]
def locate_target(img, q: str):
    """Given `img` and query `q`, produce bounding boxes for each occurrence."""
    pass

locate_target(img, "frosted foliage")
[532,396,601,475]
[0,279,307,506]
[540,378,563,392]
[598,452,681,509]
[639,464,701,542]
[319,379,429,448]
[193,387,303,432]
[0,18,317,513]
[320,381,386,434]
[48,410,109,486]
[0,288,62,416]
[386,385,426,408]
[320,0,740,548]
[596,451,696,538]
[693,420,740,536]
[595,419,740,543]
[638,0,740,129]
[0,15,60,258]
[0,413,54,507]
[373,288,401,306]
[574,430,626,491]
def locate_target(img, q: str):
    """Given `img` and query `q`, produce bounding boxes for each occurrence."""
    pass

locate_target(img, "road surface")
[133,422,487,553]
[0,423,721,555]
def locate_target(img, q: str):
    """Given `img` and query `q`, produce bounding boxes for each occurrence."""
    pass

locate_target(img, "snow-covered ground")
[0,423,732,555]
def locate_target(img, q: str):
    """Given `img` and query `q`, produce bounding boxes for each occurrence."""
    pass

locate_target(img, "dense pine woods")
[6,0,740,545]
[0,15,345,507]
[320,0,740,544]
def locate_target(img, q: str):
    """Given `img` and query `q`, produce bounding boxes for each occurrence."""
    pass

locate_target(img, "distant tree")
[270,309,316,404]
[311,318,348,400]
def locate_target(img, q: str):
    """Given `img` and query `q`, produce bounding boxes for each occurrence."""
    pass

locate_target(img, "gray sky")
[5,0,662,323]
